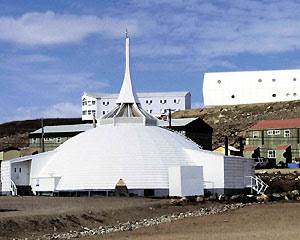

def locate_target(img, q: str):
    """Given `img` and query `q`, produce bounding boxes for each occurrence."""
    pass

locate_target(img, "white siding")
[224,156,254,189]
[169,166,204,197]
[184,149,225,191]
[1,160,11,194]
[82,92,191,121]
[203,69,300,106]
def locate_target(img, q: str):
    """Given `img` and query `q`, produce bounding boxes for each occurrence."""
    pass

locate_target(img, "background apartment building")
[82,91,191,121]
[244,119,300,166]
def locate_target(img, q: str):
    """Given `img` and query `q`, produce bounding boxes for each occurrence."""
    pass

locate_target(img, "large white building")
[82,91,191,121]
[203,69,300,106]
[1,33,255,197]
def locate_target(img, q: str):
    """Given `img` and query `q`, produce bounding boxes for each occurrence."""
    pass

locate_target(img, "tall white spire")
[116,29,140,104]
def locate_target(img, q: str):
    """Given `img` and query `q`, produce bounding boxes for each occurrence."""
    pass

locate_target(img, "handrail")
[245,176,268,195]
[10,179,17,196]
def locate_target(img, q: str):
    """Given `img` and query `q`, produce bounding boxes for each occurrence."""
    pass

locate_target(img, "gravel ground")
[0,196,218,239]
[84,202,300,240]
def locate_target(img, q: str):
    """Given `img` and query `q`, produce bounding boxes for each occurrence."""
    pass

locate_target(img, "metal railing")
[10,179,17,196]
[245,176,268,195]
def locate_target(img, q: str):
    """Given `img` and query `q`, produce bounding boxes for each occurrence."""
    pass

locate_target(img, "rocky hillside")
[0,118,83,150]
[173,100,300,149]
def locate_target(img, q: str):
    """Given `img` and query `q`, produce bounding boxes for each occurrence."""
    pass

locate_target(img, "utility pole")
[168,108,172,128]
[225,136,228,156]
[167,108,176,128]
[239,137,244,157]
[41,118,45,153]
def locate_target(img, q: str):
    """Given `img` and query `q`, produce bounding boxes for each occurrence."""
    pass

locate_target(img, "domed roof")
[39,125,202,190]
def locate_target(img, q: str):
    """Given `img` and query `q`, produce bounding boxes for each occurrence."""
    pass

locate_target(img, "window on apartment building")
[268,150,276,158]
[92,110,96,113]
[82,111,87,115]
[103,101,109,106]
[146,109,153,113]
[174,99,180,104]
[82,99,87,106]
[102,111,107,115]
[88,101,92,106]
[253,131,259,138]
[145,100,153,105]
[92,101,96,105]
[267,130,280,135]
[14,168,16,172]
[88,110,91,115]
[19,168,21,173]
[284,130,290,137]
[160,99,167,104]
[56,137,62,143]
[160,109,167,114]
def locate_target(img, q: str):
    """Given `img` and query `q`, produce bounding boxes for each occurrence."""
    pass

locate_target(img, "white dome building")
[1,32,255,197]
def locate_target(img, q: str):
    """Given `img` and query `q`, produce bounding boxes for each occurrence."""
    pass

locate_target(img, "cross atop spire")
[116,30,140,104]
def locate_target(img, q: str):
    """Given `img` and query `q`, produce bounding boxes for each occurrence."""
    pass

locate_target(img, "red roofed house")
[244,119,300,166]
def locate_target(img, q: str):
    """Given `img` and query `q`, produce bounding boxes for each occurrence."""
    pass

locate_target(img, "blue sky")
[1,0,300,123]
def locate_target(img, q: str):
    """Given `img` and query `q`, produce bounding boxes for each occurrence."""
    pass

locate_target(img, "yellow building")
[214,146,241,156]
[0,147,21,161]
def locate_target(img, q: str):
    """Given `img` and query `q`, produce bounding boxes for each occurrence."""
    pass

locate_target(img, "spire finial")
[125,29,128,38]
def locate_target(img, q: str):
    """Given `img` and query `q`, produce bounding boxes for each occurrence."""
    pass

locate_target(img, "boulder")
[230,194,244,202]
[196,196,205,203]
[169,199,181,206]
[256,194,269,203]
[218,194,227,202]
[271,193,282,201]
